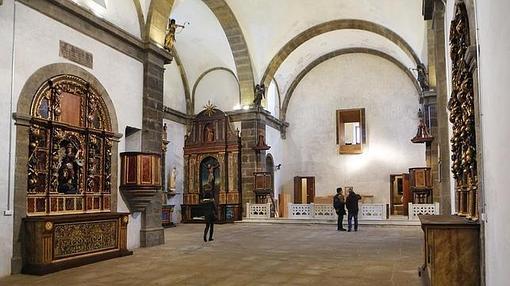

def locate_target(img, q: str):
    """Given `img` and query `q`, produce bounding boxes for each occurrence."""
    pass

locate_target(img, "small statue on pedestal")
[253,84,266,107]
[416,63,430,91]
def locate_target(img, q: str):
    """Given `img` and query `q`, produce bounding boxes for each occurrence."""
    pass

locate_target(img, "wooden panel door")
[306,177,315,203]
[293,177,302,203]
[402,174,410,215]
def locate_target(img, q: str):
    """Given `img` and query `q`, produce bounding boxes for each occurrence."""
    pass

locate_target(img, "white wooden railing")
[359,203,386,220]
[408,202,440,220]
[287,203,387,220]
[246,203,271,219]
[247,202,440,221]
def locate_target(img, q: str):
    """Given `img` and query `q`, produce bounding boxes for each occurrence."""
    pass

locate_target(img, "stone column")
[240,116,266,213]
[139,48,170,247]
[432,1,451,214]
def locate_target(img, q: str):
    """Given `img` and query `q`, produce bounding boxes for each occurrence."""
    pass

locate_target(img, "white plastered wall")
[71,0,142,38]
[6,3,145,256]
[163,119,186,223]
[265,126,284,199]
[281,54,425,202]
[163,61,187,113]
[194,70,240,112]
[474,0,510,284]
[0,0,16,278]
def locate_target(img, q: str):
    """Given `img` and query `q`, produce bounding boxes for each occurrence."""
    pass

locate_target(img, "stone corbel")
[12,112,32,127]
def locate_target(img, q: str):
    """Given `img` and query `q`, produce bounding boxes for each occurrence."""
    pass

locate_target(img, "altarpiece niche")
[182,107,242,223]
[23,74,130,275]
[28,75,113,215]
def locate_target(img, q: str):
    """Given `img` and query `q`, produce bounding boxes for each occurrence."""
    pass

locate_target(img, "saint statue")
[57,143,82,194]
[253,84,266,107]
[164,19,185,52]
[205,125,215,142]
[168,167,177,191]
[416,63,429,91]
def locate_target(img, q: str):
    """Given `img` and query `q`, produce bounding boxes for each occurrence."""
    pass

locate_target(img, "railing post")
[310,203,315,219]
[434,202,440,215]
[266,203,271,219]
[288,203,292,219]
[408,202,413,220]
[246,203,250,219]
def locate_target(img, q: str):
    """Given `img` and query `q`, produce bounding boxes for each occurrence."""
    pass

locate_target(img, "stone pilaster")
[139,49,170,247]
[432,1,451,214]
[240,117,266,213]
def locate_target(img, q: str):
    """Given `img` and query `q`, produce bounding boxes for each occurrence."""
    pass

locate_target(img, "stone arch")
[281,48,421,122]
[192,67,240,113]
[202,0,255,105]
[11,63,121,273]
[144,0,254,112]
[145,0,175,44]
[261,19,422,87]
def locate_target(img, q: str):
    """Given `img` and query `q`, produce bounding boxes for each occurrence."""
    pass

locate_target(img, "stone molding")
[18,0,172,64]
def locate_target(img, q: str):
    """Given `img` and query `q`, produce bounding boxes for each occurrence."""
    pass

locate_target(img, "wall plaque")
[59,41,93,69]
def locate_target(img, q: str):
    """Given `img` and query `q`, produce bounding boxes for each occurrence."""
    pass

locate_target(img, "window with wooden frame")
[336,108,366,154]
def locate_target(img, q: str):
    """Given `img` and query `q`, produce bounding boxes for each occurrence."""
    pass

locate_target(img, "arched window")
[27,74,114,215]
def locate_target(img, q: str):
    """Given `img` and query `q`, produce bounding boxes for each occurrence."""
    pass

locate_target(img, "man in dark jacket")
[346,189,362,232]
[333,188,346,231]
[202,190,217,242]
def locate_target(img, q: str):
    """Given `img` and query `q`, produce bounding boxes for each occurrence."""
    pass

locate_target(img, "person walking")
[346,189,362,232]
[333,188,346,231]
[202,190,217,242]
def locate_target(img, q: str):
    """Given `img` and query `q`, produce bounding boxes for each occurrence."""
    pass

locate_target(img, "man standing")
[346,189,362,232]
[333,188,346,231]
[202,190,217,242]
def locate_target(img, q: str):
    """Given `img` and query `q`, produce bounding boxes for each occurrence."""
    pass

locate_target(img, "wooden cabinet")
[293,176,315,203]
[23,213,132,275]
[418,215,480,286]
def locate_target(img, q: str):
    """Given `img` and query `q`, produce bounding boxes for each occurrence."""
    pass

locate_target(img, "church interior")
[0,0,509,285]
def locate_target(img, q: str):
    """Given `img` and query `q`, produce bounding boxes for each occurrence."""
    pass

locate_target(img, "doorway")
[294,176,315,204]
[390,174,410,215]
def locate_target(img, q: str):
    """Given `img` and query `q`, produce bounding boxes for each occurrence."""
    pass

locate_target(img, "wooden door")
[306,177,315,203]
[402,174,410,215]
[293,177,302,203]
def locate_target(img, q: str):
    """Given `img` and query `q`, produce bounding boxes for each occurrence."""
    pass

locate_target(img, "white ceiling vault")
[70,0,427,117]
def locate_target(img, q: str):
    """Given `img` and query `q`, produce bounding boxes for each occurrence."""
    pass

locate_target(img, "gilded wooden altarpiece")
[23,74,131,275]
[182,107,242,222]
[448,3,479,220]
[28,74,113,215]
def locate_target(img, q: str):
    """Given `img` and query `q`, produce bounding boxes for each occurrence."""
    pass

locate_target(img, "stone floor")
[1,224,423,286]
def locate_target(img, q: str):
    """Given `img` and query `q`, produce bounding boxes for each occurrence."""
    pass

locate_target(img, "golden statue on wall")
[164,19,186,52]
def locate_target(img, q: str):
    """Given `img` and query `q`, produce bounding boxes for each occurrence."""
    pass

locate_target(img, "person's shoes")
[203,236,207,242]
[354,229,358,232]
[339,228,347,231]
[348,229,352,232]
[209,238,214,241]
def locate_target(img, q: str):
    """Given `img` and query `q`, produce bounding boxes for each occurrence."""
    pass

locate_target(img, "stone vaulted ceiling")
[74,0,427,117]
